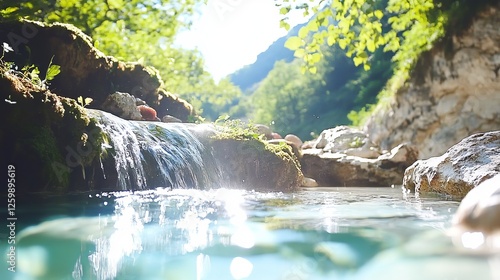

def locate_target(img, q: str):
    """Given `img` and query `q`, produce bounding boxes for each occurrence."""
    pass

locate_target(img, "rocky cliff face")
[364,4,500,159]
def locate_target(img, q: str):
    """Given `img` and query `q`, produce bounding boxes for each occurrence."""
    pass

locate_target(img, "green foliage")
[275,0,491,131]
[77,96,93,108]
[239,43,393,139]
[45,56,61,82]
[279,0,446,77]
[19,60,61,89]
[0,0,239,117]
[2,42,62,89]
[347,106,372,127]
[249,59,320,136]
[176,74,243,121]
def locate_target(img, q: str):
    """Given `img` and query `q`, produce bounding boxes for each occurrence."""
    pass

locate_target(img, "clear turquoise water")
[2,187,499,280]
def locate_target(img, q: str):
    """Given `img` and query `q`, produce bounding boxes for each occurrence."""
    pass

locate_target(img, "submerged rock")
[403,131,500,198]
[301,126,418,187]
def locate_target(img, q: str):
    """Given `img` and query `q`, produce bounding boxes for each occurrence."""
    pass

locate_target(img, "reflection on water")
[3,187,499,279]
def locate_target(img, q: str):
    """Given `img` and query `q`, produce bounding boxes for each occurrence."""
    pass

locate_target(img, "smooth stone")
[453,174,500,233]
[301,177,319,187]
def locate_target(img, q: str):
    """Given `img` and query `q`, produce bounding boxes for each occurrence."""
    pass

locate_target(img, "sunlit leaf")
[84,97,93,106]
[46,64,61,81]
[298,26,309,38]
[339,39,347,49]
[279,6,290,15]
[310,53,322,64]
[280,20,291,31]
[2,42,13,52]
[353,56,363,66]
[367,40,375,52]
[284,36,303,51]
[309,20,319,32]
[1,7,19,15]
[327,35,336,46]
[294,49,306,58]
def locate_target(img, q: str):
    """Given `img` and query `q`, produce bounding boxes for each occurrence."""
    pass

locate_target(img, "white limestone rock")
[403,131,500,198]
[101,91,142,120]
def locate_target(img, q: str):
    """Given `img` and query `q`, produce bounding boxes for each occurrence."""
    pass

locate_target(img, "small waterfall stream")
[88,110,222,191]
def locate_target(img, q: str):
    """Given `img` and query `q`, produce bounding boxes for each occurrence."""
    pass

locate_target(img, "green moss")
[211,117,301,172]
[3,69,109,192]
[212,118,261,141]
[31,125,69,189]
[264,141,302,174]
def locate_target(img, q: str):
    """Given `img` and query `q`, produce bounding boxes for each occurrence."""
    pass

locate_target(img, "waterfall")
[88,110,222,191]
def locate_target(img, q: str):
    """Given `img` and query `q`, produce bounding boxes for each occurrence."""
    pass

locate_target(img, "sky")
[176,0,311,81]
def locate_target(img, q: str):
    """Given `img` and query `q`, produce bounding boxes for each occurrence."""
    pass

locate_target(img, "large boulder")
[0,20,194,121]
[311,126,381,158]
[301,126,418,187]
[210,138,303,192]
[403,131,500,198]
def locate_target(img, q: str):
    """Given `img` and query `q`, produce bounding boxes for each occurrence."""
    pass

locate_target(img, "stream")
[2,187,499,280]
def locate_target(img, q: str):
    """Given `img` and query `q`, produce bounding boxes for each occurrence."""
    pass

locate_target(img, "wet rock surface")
[301,126,418,187]
[403,131,500,198]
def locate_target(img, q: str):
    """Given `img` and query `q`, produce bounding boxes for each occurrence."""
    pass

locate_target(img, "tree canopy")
[278,0,448,77]
[0,0,242,117]
[273,0,494,128]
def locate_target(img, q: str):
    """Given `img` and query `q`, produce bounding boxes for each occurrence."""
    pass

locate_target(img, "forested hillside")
[225,20,394,139]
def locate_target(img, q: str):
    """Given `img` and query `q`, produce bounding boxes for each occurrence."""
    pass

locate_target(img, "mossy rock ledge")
[3,71,108,193]
[0,19,194,121]
[3,71,303,193]
[209,138,304,192]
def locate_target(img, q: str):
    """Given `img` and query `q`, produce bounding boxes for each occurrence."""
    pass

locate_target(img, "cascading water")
[88,110,222,191]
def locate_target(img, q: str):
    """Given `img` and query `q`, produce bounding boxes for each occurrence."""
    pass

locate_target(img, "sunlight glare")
[461,231,485,249]
[197,253,212,280]
[230,257,253,279]
[219,189,247,224]
[231,226,255,249]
